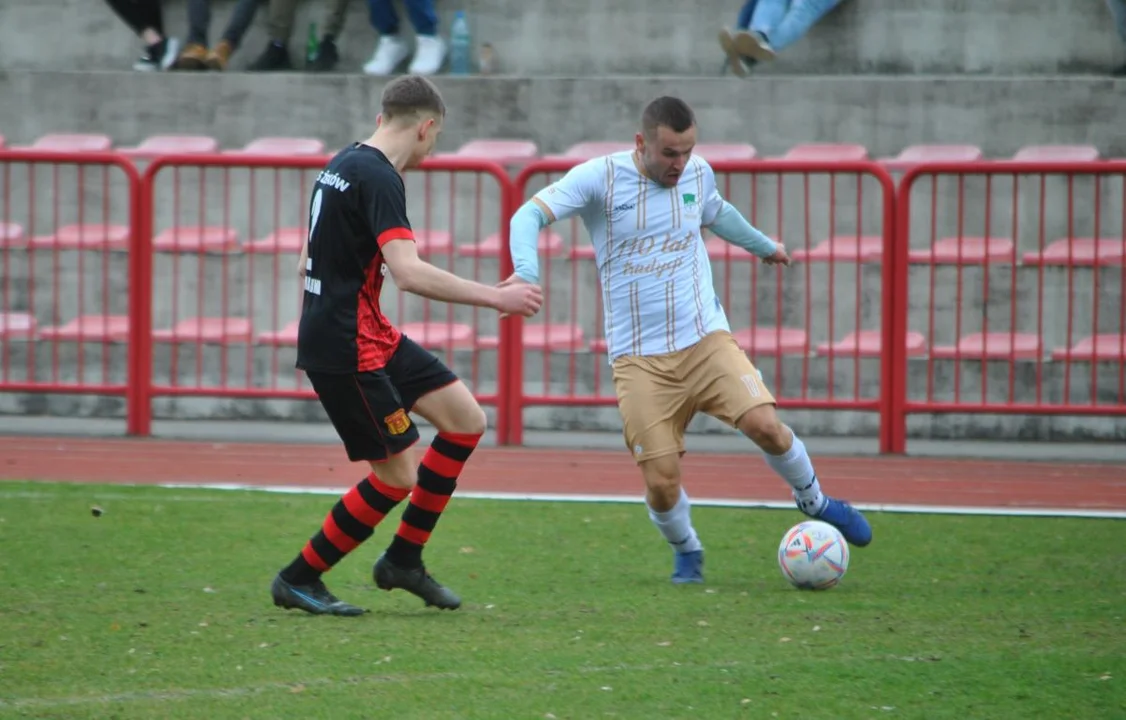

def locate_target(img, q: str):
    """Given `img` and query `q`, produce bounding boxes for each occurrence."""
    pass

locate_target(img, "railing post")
[495,172,517,446]
[127,159,158,436]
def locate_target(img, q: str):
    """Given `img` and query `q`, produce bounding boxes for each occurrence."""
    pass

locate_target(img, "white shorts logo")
[741,373,761,398]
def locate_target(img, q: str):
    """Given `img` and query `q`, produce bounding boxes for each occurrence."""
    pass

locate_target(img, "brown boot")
[204,40,233,71]
[173,43,209,71]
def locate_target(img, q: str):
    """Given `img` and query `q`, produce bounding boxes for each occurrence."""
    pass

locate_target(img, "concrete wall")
[1,0,1124,76]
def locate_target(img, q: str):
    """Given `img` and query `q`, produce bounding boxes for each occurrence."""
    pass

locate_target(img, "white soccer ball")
[777,520,849,590]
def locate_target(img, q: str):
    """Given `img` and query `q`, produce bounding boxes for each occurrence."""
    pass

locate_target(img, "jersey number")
[308,188,324,245]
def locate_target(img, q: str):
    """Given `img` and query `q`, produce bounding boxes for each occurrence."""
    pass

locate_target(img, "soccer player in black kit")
[270,75,544,616]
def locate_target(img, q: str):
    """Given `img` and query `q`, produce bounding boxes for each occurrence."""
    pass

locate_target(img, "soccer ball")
[777,520,849,590]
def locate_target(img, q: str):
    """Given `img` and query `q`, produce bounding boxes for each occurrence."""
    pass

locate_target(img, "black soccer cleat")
[271,574,366,617]
[373,554,462,610]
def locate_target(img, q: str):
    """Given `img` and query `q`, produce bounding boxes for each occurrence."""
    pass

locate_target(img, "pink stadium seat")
[478,323,586,351]
[907,236,1015,265]
[931,332,1042,360]
[437,139,539,165]
[152,226,240,253]
[0,312,37,340]
[14,133,113,153]
[546,142,635,161]
[1021,238,1126,266]
[1,222,25,246]
[40,315,130,342]
[879,144,983,170]
[778,143,868,162]
[153,317,252,344]
[118,135,219,158]
[458,230,563,258]
[411,229,454,254]
[570,243,597,260]
[256,319,299,346]
[731,326,808,355]
[816,330,926,358]
[1012,145,1100,162]
[694,143,757,162]
[400,321,476,349]
[1051,334,1126,362]
[225,137,326,156]
[791,235,884,263]
[245,228,306,254]
[28,224,131,250]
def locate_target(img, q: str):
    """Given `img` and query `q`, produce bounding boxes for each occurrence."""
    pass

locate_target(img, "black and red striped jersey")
[296,143,415,373]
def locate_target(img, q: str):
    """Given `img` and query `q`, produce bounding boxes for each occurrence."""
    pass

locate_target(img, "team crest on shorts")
[384,409,411,435]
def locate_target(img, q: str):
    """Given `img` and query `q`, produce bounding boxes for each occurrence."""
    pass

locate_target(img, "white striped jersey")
[534,151,729,362]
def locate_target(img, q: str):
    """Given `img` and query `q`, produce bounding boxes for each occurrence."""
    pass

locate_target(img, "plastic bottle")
[306,22,318,65]
[449,11,473,75]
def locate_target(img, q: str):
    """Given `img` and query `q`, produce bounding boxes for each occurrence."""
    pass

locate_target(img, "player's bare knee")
[456,402,488,436]
[369,452,417,489]
[738,406,790,455]
[641,455,682,509]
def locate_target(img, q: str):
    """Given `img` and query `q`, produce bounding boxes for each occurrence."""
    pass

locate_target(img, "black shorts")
[306,336,459,463]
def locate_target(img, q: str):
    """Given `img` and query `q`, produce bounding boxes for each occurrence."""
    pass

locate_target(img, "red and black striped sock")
[280,473,410,585]
[384,431,481,568]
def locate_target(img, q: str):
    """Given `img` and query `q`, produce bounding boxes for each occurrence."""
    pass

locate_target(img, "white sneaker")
[363,35,410,75]
[409,35,447,75]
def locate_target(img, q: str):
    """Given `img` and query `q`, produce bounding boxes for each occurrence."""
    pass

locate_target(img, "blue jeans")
[735,0,843,52]
[1108,0,1126,44]
[368,0,437,36]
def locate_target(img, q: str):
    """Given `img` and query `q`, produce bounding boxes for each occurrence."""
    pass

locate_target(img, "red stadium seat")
[225,137,326,156]
[152,226,240,253]
[1,222,25,247]
[153,317,252,344]
[545,142,634,161]
[731,326,808,355]
[0,312,37,340]
[931,332,1042,360]
[1051,334,1126,362]
[1021,238,1126,266]
[778,143,868,162]
[40,315,130,342]
[436,139,539,165]
[458,230,563,258]
[879,144,983,170]
[256,319,299,346]
[791,235,884,263]
[907,236,1015,265]
[478,323,586,351]
[118,134,219,158]
[400,321,477,349]
[28,224,131,250]
[694,143,757,162]
[245,228,306,254]
[13,133,113,153]
[705,236,758,261]
[816,330,926,358]
[1012,145,1100,162]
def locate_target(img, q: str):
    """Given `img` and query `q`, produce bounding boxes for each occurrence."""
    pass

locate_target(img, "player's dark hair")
[381,75,447,122]
[641,96,696,137]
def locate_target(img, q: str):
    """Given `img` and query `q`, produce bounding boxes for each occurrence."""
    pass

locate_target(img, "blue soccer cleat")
[806,496,873,547]
[671,549,705,584]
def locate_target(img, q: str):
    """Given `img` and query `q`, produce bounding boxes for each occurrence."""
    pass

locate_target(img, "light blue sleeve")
[509,160,604,283]
[708,202,778,258]
[509,201,549,284]
[697,159,777,257]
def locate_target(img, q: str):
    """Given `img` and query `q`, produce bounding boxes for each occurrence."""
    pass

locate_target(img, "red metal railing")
[3,149,1123,454]
[0,150,144,431]
[508,159,899,449]
[890,161,1126,452]
[133,154,516,437]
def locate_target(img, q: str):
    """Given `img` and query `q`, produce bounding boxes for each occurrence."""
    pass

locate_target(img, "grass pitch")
[0,481,1122,719]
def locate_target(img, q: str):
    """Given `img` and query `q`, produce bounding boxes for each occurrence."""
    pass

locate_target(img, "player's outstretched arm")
[382,238,543,317]
[508,198,555,284]
[507,161,601,284]
[706,202,792,266]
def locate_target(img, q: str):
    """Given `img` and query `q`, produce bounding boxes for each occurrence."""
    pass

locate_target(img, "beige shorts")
[611,330,777,463]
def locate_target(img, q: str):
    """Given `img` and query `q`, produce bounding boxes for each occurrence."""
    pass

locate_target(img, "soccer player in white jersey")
[505,96,872,584]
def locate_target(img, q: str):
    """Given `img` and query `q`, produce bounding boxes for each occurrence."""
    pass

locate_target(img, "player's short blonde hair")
[381,75,447,123]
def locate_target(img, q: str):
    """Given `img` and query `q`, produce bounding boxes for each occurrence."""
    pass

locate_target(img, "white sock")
[763,430,826,515]
[647,487,703,554]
